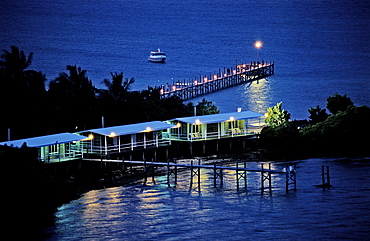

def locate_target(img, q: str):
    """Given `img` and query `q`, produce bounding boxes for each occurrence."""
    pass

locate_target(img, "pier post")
[268,163,272,192]
[285,164,297,193]
[261,163,272,193]
[261,164,264,193]
[151,158,155,184]
[236,160,239,190]
[190,159,201,190]
[244,161,247,189]
[213,160,223,188]
[166,158,177,187]
[320,165,331,188]
[190,160,193,188]
[143,159,147,184]
[167,159,171,186]
[214,163,217,188]
[198,159,201,189]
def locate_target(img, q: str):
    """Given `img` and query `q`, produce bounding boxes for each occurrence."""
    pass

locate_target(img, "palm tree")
[103,72,135,102]
[0,46,47,139]
[48,65,97,132]
[0,46,33,78]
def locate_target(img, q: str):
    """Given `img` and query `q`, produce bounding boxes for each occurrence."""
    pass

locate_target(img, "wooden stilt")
[143,159,147,184]
[286,164,297,193]
[319,165,331,189]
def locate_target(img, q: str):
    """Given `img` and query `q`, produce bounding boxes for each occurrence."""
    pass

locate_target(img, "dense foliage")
[260,95,370,158]
[0,46,218,141]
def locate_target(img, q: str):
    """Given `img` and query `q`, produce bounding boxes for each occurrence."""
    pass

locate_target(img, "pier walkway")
[154,61,274,101]
[84,158,296,193]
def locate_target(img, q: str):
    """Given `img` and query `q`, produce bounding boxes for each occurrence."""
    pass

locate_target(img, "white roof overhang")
[82,121,176,137]
[171,111,263,124]
[0,133,86,148]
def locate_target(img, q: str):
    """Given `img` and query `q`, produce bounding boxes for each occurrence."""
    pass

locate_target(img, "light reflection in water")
[51,159,370,240]
[242,78,272,114]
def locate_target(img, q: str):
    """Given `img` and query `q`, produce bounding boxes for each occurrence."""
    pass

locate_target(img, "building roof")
[82,121,176,136]
[171,111,263,124]
[0,133,86,148]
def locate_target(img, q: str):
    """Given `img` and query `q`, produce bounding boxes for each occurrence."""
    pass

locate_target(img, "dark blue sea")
[2,0,370,240]
[1,0,369,119]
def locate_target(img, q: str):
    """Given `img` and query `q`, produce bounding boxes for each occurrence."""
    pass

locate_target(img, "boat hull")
[148,57,166,63]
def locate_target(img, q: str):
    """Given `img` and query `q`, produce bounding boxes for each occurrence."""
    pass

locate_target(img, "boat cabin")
[165,111,264,142]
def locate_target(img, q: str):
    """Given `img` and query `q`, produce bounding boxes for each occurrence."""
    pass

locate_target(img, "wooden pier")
[105,158,296,193]
[153,61,274,101]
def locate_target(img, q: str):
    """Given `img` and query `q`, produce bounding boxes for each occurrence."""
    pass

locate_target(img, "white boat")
[148,49,166,63]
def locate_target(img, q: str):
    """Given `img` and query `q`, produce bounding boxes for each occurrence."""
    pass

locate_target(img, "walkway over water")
[154,61,274,100]
[84,158,296,193]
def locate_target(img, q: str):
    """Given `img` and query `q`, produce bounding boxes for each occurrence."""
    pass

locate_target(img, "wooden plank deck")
[151,61,274,101]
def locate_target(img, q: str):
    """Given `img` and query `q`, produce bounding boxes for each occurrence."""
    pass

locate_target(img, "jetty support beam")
[285,164,297,193]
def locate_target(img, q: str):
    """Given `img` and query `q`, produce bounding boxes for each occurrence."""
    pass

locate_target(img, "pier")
[86,158,296,193]
[153,60,274,101]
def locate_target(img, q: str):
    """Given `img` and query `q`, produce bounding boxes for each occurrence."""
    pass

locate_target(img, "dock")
[152,61,274,101]
[85,158,296,193]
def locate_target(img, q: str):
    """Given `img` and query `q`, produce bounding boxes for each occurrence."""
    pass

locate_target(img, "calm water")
[2,1,370,239]
[1,0,369,119]
[45,158,370,240]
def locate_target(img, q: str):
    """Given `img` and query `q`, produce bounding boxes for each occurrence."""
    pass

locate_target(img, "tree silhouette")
[48,65,97,132]
[196,98,220,116]
[0,46,47,139]
[326,93,354,115]
[308,106,328,124]
[103,72,135,103]
[0,46,33,78]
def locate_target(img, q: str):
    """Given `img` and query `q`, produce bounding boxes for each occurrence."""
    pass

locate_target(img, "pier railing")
[152,60,274,101]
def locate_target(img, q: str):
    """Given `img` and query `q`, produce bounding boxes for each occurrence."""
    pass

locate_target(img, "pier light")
[194,80,198,85]
[255,41,263,59]
[213,74,218,80]
[160,89,164,94]
[109,132,117,137]
[233,70,237,75]
[224,73,227,77]
[88,134,94,140]
[172,86,176,91]
[254,41,262,49]
[203,77,208,82]
[176,123,181,128]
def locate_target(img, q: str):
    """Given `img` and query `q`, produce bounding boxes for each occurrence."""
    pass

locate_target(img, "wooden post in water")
[320,165,331,189]
[151,158,155,184]
[190,160,194,188]
[285,164,297,193]
[198,159,201,189]
[214,163,217,188]
[143,158,147,184]
[261,164,264,193]
[268,163,272,193]
[236,159,239,191]
[244,161,247,189]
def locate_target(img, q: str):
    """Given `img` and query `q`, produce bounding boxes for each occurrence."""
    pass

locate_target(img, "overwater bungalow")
[0,133,87,163]
[165,111,264,142]
[79,121,176,157]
